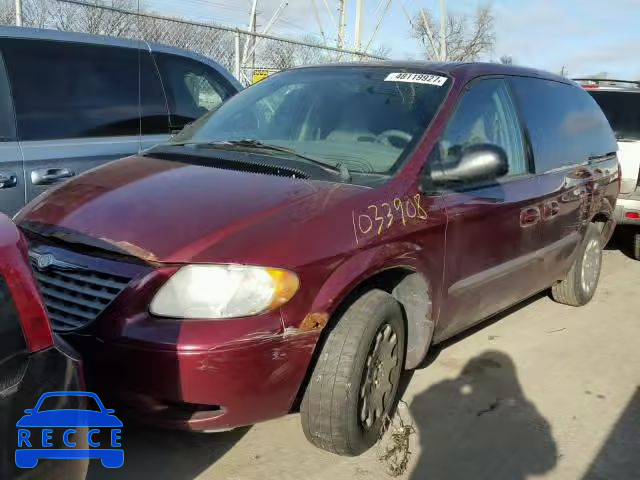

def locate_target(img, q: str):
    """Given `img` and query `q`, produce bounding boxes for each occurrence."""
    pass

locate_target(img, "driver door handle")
[31,168,75,185]
[520,207,540,227]
[0,171,17,189]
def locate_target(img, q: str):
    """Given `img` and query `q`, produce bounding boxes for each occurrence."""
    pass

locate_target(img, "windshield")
[589,90,640,140]
[172,67,450,177]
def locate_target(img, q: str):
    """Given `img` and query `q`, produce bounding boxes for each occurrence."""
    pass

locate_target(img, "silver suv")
[0,26,241,216]
[576,79,640,259]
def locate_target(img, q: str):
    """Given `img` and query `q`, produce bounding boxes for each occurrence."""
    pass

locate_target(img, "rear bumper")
[70,327,320,432]
[614,190,640,225]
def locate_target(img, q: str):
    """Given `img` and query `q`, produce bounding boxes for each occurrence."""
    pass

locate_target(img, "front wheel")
[551,224,603,306]
[300,289,406,456]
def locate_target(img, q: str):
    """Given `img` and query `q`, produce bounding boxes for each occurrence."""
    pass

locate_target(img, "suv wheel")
[551,223,603,306]
[300,289,405,456]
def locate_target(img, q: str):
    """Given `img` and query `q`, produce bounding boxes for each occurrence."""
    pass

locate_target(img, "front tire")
[300,289,406,456]
[551,224,603,306]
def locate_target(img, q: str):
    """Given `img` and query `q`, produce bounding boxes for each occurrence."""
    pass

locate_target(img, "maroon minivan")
[16,62,619,456]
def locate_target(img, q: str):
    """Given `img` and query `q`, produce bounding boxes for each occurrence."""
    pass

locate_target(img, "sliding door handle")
[520,207,541,227]
[0,171,17,189]
[31,168,75,185]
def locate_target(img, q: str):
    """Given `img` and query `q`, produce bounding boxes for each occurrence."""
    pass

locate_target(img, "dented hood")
[17,155,362,263]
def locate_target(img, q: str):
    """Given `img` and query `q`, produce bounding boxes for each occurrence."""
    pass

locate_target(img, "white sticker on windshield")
[384,72,448,86]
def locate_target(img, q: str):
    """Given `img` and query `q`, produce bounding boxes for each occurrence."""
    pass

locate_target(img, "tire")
[632,231,640,261]
[300,289,406,456]
[551,224,603,306]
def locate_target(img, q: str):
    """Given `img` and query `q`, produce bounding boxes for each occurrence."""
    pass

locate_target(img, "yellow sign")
[252,70,270,84]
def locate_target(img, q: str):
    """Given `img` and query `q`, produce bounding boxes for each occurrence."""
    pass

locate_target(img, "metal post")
[234,30,241,81]
[338,0,347,49]
[355,0,364,51]
[439,0,447,61]
[15,0,22,26]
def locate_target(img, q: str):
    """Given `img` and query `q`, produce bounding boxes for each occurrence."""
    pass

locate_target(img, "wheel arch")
[307,245,437,370]
[590,204,615,244]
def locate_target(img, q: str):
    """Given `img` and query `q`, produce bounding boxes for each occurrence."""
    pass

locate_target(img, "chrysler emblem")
[29,251,86,272]
[36,253,55,270]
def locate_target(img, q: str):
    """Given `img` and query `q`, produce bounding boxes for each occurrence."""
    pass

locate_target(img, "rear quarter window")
[510,77,617,173]
[154,53,236,131]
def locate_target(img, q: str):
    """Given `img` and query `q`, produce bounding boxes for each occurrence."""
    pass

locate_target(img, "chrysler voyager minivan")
[0,26,241,216]
[16,63,619,456]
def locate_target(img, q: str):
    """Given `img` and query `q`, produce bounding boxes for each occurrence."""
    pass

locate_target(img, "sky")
[146,0,640,79]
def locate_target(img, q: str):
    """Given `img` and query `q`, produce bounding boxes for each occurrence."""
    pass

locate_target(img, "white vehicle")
[576,79,640,259]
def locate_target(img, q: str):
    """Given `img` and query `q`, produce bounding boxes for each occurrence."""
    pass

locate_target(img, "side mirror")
[424,144,509,190]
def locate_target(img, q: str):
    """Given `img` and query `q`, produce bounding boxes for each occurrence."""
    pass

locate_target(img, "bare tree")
[412,4,495,62]
[499,55,514,65]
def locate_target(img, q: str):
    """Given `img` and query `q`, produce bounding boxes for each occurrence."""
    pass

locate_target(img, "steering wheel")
[376,129,413,148]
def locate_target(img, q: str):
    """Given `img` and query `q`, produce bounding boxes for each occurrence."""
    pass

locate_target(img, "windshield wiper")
[175,139,352,182]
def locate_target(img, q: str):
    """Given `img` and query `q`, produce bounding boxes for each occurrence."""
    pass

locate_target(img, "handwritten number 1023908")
[353,194,429,240]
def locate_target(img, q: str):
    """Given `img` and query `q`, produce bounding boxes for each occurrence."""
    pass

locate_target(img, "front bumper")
[614,189,640,225]
[70,324,320,432]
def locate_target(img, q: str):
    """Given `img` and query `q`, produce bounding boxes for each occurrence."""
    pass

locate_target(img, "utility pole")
[338,0,347,50]
[439,0,447,61]
[354,0,364,51]
[15,0,22,26]
[243,0,258,65]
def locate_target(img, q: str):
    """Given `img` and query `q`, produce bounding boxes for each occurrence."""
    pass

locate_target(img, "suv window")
[510,77,617,173]
[155,53,234,131]
[588,90,640,141]
[438,78,527,182]
[2,40,168,140]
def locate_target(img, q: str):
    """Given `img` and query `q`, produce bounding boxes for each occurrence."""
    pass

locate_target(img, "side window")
[155,53,234,130]
[184,72,223,111]
[2,40,167,140]
[510,77,617,173]
[439,78,527,180]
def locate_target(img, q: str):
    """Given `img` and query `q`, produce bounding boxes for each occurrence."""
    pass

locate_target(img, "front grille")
[30,258,131,332]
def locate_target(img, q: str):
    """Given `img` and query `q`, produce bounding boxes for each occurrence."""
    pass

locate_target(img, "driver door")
[434,77,547,340]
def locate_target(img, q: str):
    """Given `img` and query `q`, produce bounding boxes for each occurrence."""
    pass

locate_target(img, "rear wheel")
[300,289,405,456]
[632,231,640,260]
[552,224,602,306]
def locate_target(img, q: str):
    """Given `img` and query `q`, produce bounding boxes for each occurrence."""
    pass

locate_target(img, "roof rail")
[573,78,640,87]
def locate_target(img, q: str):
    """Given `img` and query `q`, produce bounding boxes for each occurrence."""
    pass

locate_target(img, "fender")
[308,242,442,369]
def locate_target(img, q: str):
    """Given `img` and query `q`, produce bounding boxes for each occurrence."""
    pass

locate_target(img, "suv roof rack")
[573,78,640,90]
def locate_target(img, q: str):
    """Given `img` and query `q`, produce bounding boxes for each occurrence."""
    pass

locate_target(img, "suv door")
[434,77,546,340]
[510,77,618,282]
[0,51,24,216]
[1,39,170,202]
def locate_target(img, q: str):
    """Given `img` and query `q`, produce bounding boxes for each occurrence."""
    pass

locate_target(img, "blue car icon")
[15,391,124,469]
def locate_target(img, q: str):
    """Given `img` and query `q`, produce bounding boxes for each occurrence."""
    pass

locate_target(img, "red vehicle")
[15,63,618,456]
[0,214,86,479]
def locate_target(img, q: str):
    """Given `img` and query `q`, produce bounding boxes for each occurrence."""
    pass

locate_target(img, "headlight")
[149,264,299,319]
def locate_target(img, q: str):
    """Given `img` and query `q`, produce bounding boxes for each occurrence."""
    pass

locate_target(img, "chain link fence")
[0,0,386,85]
